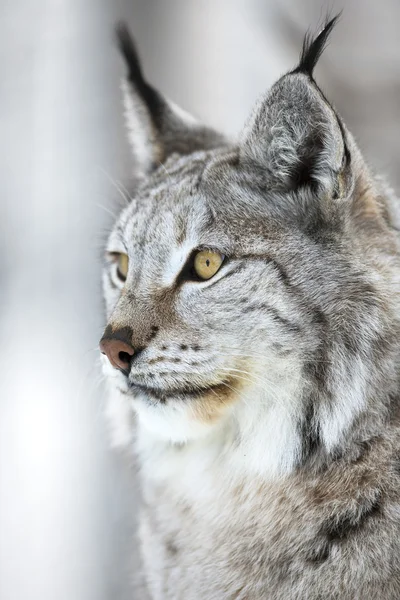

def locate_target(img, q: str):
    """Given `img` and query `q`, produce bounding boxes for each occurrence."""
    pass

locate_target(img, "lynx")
[100,17,400,599]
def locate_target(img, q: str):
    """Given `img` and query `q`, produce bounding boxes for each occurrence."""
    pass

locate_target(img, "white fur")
[121,79,157,175]
[122,80,200,177]
[105,352,305,479]
[161,240,195,288]
[320,351,368,453]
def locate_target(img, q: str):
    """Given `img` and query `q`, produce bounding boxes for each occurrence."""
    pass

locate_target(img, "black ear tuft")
[115,20,227,176]
[115,21,164,128]
[115,22,145,85]
[293,14,341,78]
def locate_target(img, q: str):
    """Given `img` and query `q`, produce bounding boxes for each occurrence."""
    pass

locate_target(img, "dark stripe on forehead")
[151,153,211,188]
[134,199,161,287]
[175,214,188,246]
[198,205,216,234]
[191,155,210,194]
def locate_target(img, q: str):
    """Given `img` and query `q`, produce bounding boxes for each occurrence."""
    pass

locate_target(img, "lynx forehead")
[100,16,400,599]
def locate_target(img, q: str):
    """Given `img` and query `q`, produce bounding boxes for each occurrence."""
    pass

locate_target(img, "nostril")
[118,351,132,365]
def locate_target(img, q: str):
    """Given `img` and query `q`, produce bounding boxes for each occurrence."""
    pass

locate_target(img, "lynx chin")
[100,16,400,599]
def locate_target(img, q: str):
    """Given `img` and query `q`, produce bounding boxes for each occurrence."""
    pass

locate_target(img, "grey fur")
[101,19,400,599]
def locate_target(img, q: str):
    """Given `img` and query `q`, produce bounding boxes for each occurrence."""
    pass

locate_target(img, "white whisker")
[97,165,131,206]
[158,161,172,180]
[95,202,118,219]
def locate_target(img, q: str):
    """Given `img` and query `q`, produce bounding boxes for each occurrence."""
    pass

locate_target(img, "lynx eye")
[116,252,129,282]
[193,250,224,280]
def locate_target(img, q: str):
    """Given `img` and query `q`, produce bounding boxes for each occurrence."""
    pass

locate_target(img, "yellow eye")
[193,250,224,280]
[116,253,129,281]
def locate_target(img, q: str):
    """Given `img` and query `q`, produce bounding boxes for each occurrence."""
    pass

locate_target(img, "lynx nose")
[99,327,135,372]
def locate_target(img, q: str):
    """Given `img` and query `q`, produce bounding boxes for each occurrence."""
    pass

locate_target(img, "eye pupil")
[206,259,210,267]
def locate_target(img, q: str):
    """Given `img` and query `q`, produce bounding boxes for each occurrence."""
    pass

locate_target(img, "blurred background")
[1,0,399,598]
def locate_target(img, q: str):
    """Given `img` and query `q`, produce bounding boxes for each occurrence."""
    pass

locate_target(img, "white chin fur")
[101,354,221,445]
[102,352,362,479]
[102,353,307,477]
[132,393,220,444]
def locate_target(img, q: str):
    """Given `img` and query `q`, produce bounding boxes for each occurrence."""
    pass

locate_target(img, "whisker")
[219,366,298,418]
[158,161,172,180]
[95,202,119,219]
[219,367,265,388]
[97,165,131,206]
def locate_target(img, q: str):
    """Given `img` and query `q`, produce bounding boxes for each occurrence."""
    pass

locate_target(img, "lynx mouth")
[127,381,230,403]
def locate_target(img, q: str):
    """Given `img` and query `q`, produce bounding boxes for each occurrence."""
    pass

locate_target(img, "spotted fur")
[101,17,400,599]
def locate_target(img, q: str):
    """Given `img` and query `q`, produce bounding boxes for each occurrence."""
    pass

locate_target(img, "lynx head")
[101,18,400,475]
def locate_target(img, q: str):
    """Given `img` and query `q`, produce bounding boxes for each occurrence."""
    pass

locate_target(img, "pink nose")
[99,336,134,371]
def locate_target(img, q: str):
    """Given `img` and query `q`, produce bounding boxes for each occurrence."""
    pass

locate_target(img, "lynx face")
[101,20,400,474]
[102,146,315,445]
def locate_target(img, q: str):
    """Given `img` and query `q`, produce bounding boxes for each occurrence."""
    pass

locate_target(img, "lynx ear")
[241,16,352,199]
[116,23,225,176]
